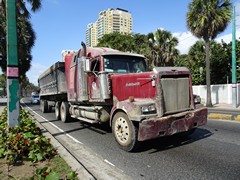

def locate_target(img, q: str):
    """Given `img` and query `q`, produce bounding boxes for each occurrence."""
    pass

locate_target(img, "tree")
[132,33,149,55]
[186,0,231,107]
[0,74,6,96]
[210,41,230,84]
[147,29,179,67]
[0,0,41,18]
[97,32,134,52]
[0,0,41,82]
[223,38,240,83]
[96,30,180,70]
[188,40,206,85]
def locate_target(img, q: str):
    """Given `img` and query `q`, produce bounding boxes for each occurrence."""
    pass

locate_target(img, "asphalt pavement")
[0,98,239,179]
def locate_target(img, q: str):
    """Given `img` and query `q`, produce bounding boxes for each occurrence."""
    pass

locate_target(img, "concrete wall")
[193,83,240,105]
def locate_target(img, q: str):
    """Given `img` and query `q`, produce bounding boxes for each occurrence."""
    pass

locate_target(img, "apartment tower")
[86,8,132,47]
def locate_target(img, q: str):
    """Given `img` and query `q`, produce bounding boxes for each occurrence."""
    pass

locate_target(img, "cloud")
[215,30,240,44]
[173,31,198,54]
[26,63,48,86]
[174,29,240,54]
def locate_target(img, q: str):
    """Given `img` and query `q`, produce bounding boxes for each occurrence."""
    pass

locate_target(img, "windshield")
[103,55,147,73]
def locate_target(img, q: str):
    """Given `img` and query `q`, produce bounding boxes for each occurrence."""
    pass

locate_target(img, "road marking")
[24,105,83,145]
[104,159,115,167]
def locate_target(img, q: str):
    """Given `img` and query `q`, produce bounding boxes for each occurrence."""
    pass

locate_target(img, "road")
[22,98,240,180]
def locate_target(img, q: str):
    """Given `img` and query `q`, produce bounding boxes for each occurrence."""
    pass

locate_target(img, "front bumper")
[138,107,207,141]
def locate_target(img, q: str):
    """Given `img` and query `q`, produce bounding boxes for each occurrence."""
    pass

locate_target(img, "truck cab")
[39,42,207,152]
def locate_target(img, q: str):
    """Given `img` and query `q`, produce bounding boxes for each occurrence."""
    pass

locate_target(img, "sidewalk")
[207,103,240,121]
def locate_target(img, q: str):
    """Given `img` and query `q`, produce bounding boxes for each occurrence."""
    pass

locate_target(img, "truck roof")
[80,47,145,59]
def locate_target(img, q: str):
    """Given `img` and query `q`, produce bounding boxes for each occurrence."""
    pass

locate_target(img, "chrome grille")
[160,77,190,114]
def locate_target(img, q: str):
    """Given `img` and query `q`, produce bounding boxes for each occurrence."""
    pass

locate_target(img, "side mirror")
[79,57,94,76]
[84,58,90,72]
[78,57,90,72]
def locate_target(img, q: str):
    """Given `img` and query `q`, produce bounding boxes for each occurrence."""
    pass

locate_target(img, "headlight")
[141,104,156,114]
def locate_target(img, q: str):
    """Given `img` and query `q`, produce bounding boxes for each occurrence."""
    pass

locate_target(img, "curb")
[208,113,240,121]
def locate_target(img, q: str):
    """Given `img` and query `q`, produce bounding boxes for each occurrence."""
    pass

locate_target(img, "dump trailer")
[38,42,207,152]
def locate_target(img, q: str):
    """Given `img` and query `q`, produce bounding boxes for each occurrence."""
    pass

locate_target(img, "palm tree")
[132,33,149,54]
[0,0,41,18]
[147,29,179,67]
[186,0,231,107]
[0,0,41,82]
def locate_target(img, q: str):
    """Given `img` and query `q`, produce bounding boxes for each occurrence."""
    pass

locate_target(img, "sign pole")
[6,0,20,127]
[232,6,237,108]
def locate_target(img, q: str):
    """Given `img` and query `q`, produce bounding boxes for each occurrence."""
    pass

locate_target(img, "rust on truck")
[138,108,207,141]
[38,42,207,152]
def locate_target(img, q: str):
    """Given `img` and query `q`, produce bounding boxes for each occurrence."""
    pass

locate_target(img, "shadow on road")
[78,122,112,134]
[136,128,213,153]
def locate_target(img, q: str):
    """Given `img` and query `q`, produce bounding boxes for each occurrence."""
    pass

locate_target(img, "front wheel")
[112,112,139,152]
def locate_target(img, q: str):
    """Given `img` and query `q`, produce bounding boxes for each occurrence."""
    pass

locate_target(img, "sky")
[26,0,240,85]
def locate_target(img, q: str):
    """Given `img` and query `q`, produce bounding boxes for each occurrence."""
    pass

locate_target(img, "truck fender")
[110,101,138,127]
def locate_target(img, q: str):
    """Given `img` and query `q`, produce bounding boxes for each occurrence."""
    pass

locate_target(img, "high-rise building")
[86,23,97,47]
[86,8,132,47]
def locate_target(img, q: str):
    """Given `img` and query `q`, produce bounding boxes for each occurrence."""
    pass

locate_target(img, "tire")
[48,105,52,112]
[40,100,48,113]
[112,112,139,152]
[60,101,70,123]
[55,102,61,120]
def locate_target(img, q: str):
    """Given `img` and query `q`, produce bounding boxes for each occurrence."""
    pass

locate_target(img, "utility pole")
[232,6,237,108]
[6,0,20,127]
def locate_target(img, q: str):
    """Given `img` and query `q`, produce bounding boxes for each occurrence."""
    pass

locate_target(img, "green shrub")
[0,107,56,164]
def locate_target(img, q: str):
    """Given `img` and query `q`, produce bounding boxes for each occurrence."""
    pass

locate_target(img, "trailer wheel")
[60,101,70,123]
[112,112,139,152]
[40,100,48,113]
[55,102,61,120]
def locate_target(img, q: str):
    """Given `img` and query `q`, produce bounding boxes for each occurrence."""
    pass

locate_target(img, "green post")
[232,6,237,108]
[6,0,20,127]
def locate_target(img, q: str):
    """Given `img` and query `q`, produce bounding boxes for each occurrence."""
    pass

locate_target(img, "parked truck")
[38,42,207,151]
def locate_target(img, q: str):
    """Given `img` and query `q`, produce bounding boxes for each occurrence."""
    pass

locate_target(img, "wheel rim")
[114,116,130,144]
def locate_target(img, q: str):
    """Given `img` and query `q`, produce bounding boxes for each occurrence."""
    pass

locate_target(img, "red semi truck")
[38,42,207,151]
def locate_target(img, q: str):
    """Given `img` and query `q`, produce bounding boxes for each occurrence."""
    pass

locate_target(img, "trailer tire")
[60,101,70,123]
[40,100,48,113]
[112,112,139,152]
[55,102,61,120]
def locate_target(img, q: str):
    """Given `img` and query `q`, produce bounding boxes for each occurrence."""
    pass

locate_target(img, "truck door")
[68,55,78,101]
[89,58,101,100]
